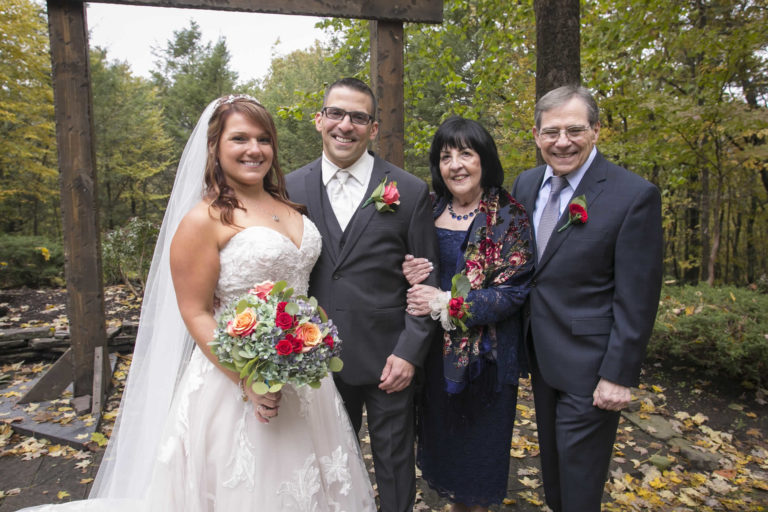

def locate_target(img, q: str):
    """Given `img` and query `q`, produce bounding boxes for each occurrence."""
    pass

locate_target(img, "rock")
[668,437,722,471]
[649,454,674,470]
[0,327,53,342]
[623,412,678,441]
[28,338,65,350]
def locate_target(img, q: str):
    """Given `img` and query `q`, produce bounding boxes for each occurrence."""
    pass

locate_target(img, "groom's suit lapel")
[536,153,607,273]
[334,157,389,268]
[301,160,340,261]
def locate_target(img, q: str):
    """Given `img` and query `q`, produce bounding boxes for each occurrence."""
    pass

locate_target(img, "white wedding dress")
[27,218,376,512]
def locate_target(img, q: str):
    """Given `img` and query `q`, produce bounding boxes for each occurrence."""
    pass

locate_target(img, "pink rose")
[382,182,400,206]
[226,308,258,337]
[248,281,275,300]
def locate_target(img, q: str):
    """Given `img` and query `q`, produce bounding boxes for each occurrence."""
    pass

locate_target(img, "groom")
[285,78,439,512]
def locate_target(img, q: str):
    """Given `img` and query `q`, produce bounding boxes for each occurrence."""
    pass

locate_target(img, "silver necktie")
[331,170,354,230]
[536,175,567,259]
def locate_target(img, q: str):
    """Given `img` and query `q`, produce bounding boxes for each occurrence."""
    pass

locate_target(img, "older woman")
[405,116,533,511]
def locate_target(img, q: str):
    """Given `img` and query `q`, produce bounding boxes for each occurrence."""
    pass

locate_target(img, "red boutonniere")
[557,195,588,232]
[361,177,400,212]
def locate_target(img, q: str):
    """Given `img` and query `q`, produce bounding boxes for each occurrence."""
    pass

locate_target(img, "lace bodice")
[215,216,322,305]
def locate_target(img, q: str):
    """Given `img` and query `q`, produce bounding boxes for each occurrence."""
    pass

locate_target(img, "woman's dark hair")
[204,96,305,225]
[428,116,504,199]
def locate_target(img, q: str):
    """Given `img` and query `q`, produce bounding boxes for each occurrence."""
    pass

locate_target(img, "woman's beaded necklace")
[447,199,479,220]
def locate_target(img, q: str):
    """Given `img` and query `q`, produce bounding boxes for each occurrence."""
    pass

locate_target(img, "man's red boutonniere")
[557,195,588,232]
[361,177,400,213]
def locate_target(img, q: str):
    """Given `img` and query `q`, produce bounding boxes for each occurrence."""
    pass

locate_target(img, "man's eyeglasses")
[538,125,590,143]
[322,107,375,126]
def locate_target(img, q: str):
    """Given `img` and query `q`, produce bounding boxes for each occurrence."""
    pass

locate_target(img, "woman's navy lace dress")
[416,228,521,507]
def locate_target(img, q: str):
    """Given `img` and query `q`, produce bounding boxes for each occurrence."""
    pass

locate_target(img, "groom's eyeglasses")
[322,107,375,126]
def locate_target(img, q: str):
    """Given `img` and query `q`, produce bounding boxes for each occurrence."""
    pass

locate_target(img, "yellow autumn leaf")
[502,498,515,505]
[90,432,108,447]
[519,476,541,488]
[651,384,665,393]
[509,448,527,458]
[729,292,736,302]
[80,478,94,484]
[57,490,70,499]
[685,305,694,315]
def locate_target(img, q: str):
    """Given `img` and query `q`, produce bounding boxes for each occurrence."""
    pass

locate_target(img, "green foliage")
[650,284,768,387]
[151,20,240,161]
[256,42,350,173]
[102,217,159,297]
[0,0,58,236]
[0,235,64,288]
[582,0,768,285]
[91,48,174,230]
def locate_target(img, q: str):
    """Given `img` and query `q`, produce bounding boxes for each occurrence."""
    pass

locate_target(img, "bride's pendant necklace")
[272,214,279,222]
[447,199,479,220]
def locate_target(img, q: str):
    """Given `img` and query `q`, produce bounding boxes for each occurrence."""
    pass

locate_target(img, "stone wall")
[0,323,137,363]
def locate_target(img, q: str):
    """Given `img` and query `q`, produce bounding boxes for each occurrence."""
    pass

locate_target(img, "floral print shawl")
[434,187,534,394]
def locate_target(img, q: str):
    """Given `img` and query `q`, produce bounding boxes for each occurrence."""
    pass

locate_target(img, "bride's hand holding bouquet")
[210,280,344,418]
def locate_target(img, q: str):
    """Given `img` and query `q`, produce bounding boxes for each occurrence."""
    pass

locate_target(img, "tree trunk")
[534,0,580,165]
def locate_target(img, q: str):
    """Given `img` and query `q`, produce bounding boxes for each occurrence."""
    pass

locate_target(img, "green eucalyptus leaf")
[269,382,284,393]
[308,381,322,389]
[285,302,299,316]
[235,299,249,314]
[329,357,344,372]
[251,381,270,395]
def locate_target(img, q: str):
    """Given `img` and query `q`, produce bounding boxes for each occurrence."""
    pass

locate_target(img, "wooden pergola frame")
[36,0,443,416]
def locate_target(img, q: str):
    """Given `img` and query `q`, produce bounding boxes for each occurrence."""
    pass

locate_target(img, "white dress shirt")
[321,151,374,230]
[533,146,597,231]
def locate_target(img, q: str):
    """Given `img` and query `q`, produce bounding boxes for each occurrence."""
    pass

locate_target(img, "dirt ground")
[1,286,767,510]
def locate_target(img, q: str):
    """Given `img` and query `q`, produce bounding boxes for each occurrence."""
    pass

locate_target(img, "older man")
[511,85,663,511]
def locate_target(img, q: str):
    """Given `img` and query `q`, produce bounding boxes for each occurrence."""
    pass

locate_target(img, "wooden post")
[370,20,405,169]
[47,0,108,409]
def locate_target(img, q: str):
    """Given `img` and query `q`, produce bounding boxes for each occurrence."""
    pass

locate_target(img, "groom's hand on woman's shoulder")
[378,354,415,393]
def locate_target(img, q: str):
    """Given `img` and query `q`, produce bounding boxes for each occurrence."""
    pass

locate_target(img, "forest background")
[2,0,768,382]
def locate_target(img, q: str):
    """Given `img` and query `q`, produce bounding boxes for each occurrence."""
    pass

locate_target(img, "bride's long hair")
[204,97,306,225]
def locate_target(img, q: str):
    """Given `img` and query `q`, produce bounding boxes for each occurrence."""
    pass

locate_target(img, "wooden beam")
[84,0,443,23]
[370,20,405,169]
[47,0,108,403]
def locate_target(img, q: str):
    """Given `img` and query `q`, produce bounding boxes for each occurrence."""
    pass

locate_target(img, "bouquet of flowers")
[210,280,343,395]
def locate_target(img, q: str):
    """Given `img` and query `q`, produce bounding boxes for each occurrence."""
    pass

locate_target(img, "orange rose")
[226,308,258,337]
[248,281,275,300]
[294,322,322,352]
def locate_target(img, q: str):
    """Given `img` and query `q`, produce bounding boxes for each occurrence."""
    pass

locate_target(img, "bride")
[24,95,376,511]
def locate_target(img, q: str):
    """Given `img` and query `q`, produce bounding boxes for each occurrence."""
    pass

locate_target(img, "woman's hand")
[402,254,433,286]
[246,387,282,424]
[406,284,441,316]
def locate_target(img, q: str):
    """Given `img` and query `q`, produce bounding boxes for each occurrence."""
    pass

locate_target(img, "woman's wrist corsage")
[429,274,472,331]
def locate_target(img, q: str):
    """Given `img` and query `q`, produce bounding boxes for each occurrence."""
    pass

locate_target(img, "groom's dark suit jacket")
[511,152,663,394]
[286,153,439,386]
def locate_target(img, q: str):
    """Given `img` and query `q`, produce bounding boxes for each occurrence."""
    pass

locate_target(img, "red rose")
[448,297,464,317]
[276,301,288,313]
[289,334,303,353]
[569,203,588,223]
[275,311,293,330]
[276,338,293,356]
[323,335,334,349]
